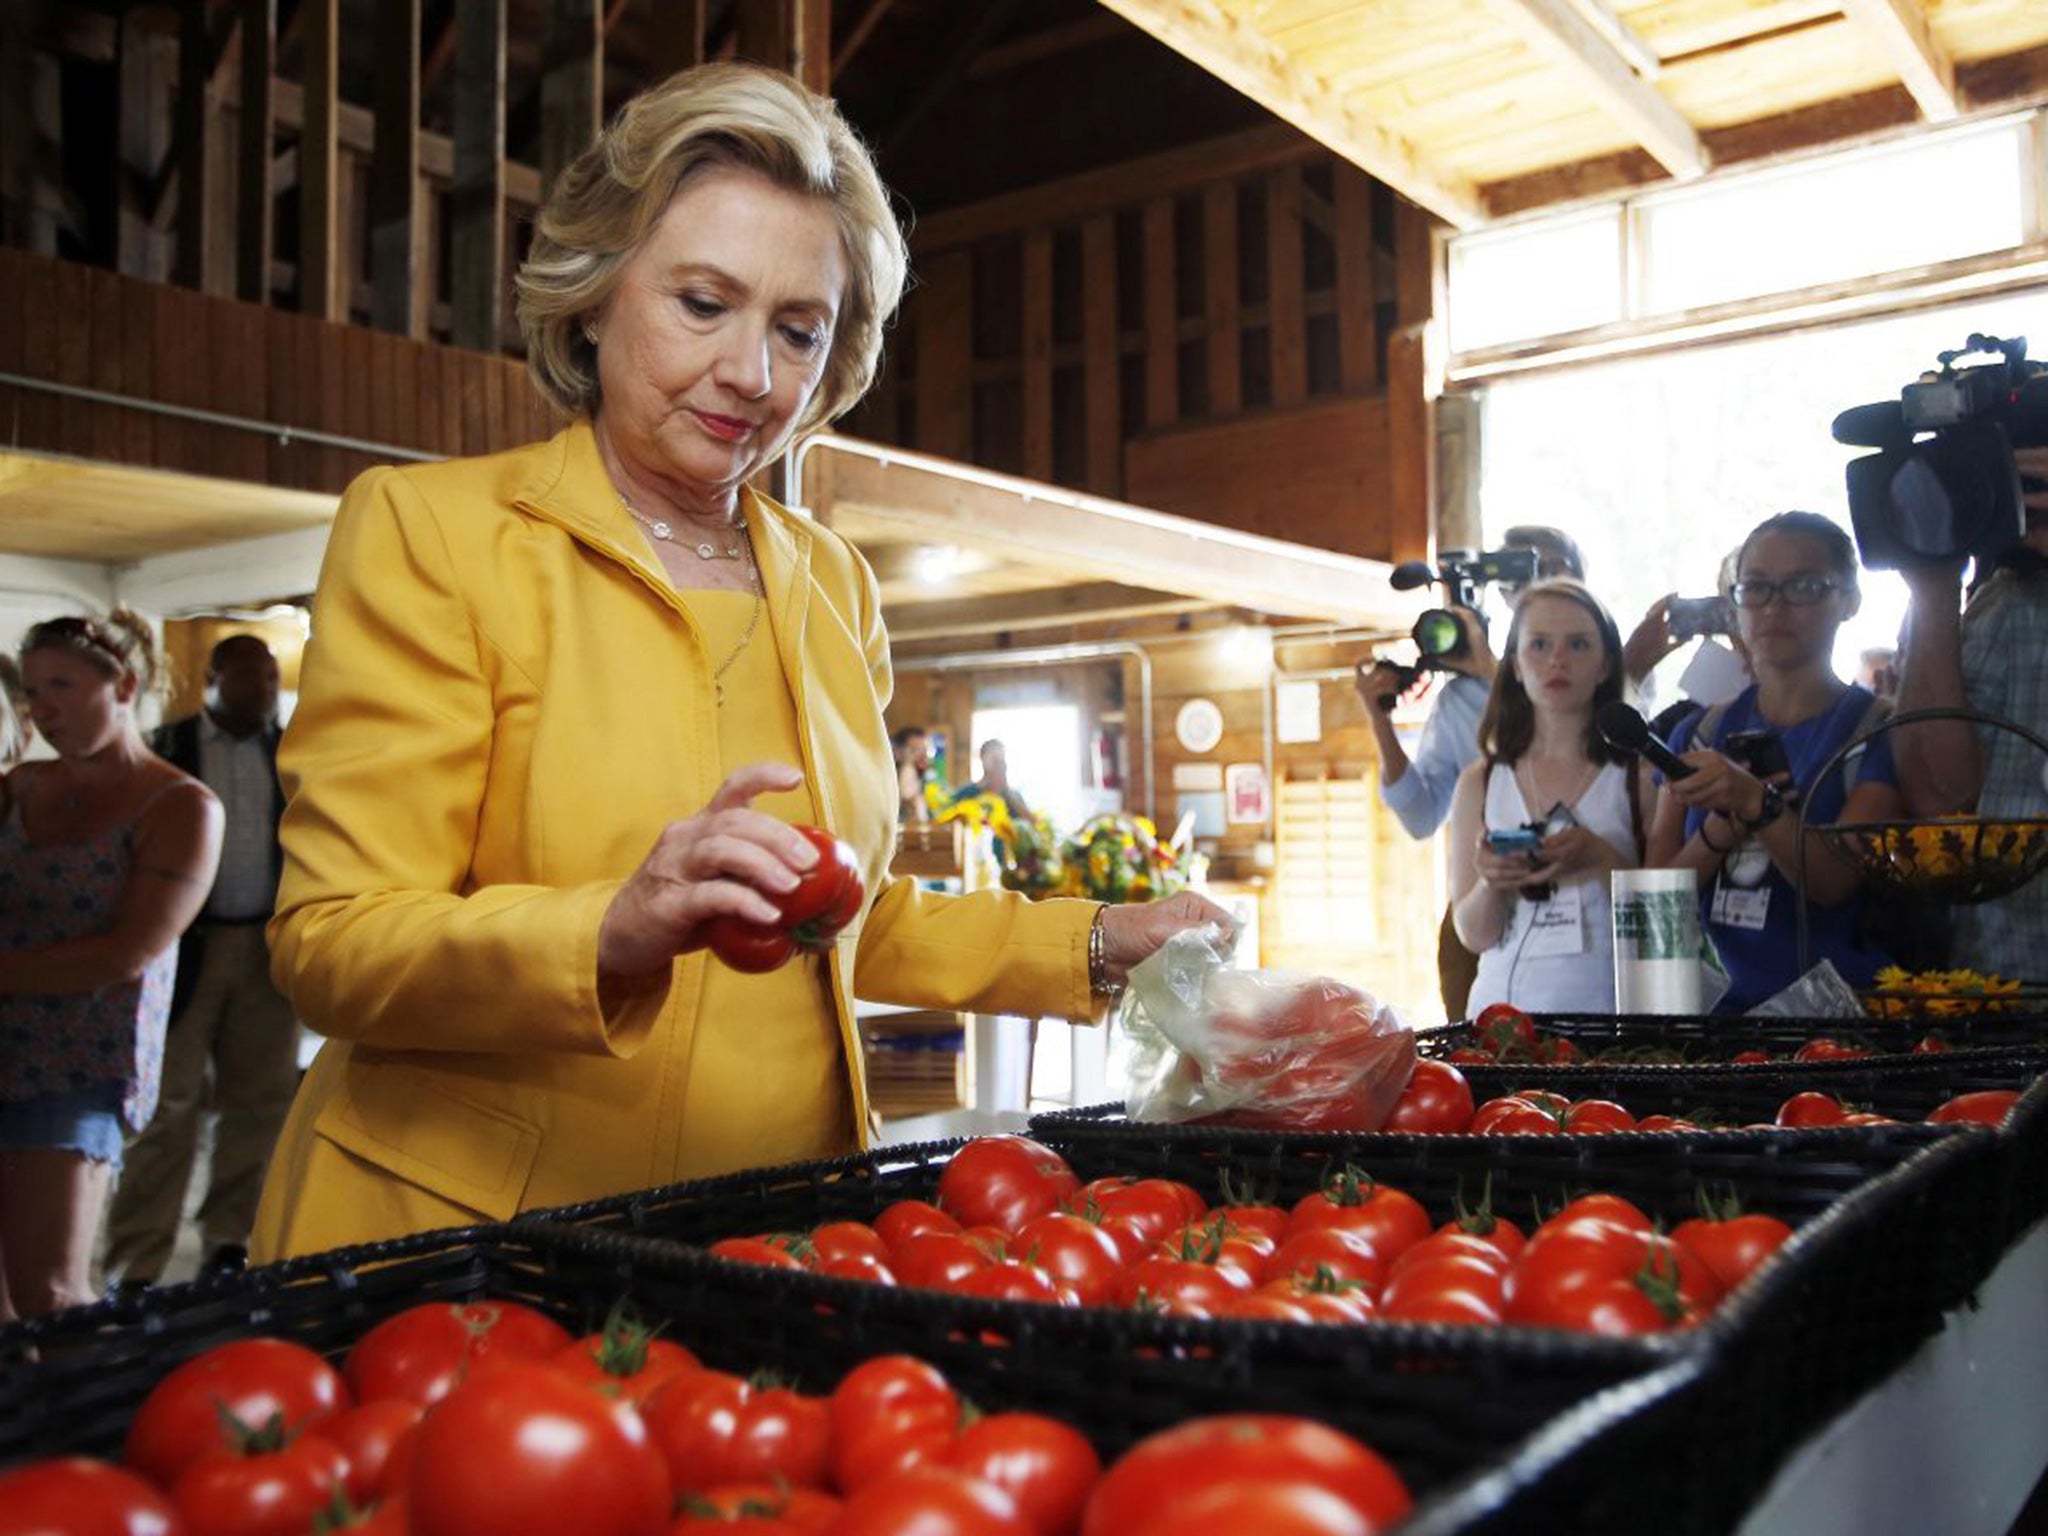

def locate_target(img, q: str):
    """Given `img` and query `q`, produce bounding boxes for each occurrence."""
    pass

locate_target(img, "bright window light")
[969,704,1087,832]
[1449,209,1625,352]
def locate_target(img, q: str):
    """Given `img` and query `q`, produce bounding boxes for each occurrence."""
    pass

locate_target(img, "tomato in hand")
[1928,1090,2022,1127]
[938,1137,1081,1234]
[1381,1060,1474,1135]
[0,1457,179,1536]
[408,1362,671,1536]
[705,826,864,973]
[948,1413,1103,1536]
[643,1371,831,1496]
[344,1300,571,1409]
[126,1339,350,1490]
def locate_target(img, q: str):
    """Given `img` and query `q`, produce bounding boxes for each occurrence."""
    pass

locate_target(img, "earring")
[584,323,598,345]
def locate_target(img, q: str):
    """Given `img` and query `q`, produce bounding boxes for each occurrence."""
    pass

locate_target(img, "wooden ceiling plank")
[1092,0,1485,229]
[832,0,897,78]
[1840,0,1959,120]
[296,0,341,320]
[1486,0,1711,178]
[883,583,1213,643]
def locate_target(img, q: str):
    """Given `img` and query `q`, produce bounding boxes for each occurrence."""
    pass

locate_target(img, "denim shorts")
[0,1083,128,1168]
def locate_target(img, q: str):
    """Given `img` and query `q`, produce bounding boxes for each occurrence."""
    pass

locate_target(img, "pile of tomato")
[0,1296,1418,1536]
[1381,1058,2022,1136]
[703,1135,1795,1340]
[1442,1004,1966,1068]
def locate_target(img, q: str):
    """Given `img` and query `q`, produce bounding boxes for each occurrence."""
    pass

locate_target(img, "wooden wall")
[0,247,558,496]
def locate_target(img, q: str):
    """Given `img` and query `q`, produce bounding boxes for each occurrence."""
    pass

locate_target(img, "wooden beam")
[648,0,709,75]
[914,249,971,461]
[1091,0,1483,229]
[237,0,275,304]
[450,0,507,352]
[540,0,602,197]
[1020,229,1053,481]
[1140,197,1177,427]
[270,79,544,207]
[879,0,1016,161]
[806,439,1406,625]
[1203,182,1240,416]
[832,0,894,78]
[117,14,175,281]
[297,0,341,319]
[1081,214,1121,496]
[1332,162,1378,393]
[1487,0,1709,180]
[369,0,422,337]
[798,0,831,95]
[967,14,1127,79]
[173,0,215,287]
[884,584,1211,643]
[1840,0,1958,121]
[912,124,1316,253]
[1266,163,1305,407]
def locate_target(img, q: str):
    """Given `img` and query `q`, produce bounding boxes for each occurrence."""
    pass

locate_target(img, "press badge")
[1710,880,1771,931]
[1522,882,1588,957]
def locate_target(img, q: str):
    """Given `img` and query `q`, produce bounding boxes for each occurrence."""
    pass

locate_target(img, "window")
[1449,209,1625,353]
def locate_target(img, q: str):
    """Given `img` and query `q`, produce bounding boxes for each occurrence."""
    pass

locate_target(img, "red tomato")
[1286,1169,1430,1261]
[1262,1228,1388,1291]
[1913,1034,1953,1055]
[708,1238,807,1271]
[1731,1049,1774,1065]
[875,1200,962,1253]
[705,827,864,972]
[938,1137,1082,1233]
[948,1413,1103,1536]
[1559,1100,1637,1134]
[671,1482,842,1533]
[952,1260,1074,1306]
[1253,1275,1375,1324]
[408,1363,671,1536]
[320,1398,425,1505]
[555,1312,702,1408]
[1794,1038,1871,1062]
[1014,1213,1126,1307]
[1536,1194,1651,1238]
[1473,1002,1534,1045]
[1379,1254,1507,1326]
[1634,1115,1701,1133]
[816,1252,899,1286]
[1671,1212,1795,1292]
[1929,1090,2022,1127]
[833,1467,1032,1536]
[1468,1097,1560,1136]
[1388,1231,1510,1279]
[1124,1481,1383,1536]
[1776,1092,1849,1128]
[701,918,798,973]
[1080,1416,1411,1536]
[643,1371,832,1495]
[1115,1253,1249,1317]
[1209,1201,1291,1246]
[0,1457,178,1536]
[809,1222,891,1266]
[1506,1220,1721,1335]
[343,1301,571,1409]
[172,1433,348,1536]
[893,1233,996,1292]
[829,1357,962,1496]
[126,1339,350,1490]
[1380,1060,1475,1134]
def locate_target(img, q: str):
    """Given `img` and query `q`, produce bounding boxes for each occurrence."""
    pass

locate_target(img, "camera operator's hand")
[1539,825,1621,879]
[1473,836,1556,894]
[1355,661,1419,719]
[1899,555,1968,601]
[1663,750,1771,824]
[1440,609,1498,684]
[1622,593,1684,686]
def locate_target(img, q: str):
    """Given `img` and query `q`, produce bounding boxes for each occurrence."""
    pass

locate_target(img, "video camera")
[1372,547,1542,706]
[1835,334,2048,570]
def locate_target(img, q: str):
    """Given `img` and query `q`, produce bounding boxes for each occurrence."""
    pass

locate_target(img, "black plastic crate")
[2000,1070,2048,1245]
[1416,1009,2048,1065]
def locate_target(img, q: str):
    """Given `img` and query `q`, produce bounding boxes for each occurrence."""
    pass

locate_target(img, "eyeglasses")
[1729,575,1847,608]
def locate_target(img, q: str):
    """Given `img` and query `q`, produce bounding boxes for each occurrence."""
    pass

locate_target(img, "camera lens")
[1413,609,1464,657]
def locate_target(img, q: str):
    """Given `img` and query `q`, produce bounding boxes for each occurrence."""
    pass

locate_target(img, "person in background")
[1449,581,1656,1015]
[1891,451,2048,981]
[0,613,222,1317]
[248,65,1228,1262]
[1649,512,1901,1011]
[104,635,295,1292]
[1858,647,1899,700]
[1356,525,1679,1016]
[893,725,931,824]
[962,738,1031,820]
[0,656,30,768]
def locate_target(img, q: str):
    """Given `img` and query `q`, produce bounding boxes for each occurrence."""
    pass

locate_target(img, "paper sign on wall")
[1225,763,1271,825]
[1172,762,1225,791]
[1276,679,1323,744]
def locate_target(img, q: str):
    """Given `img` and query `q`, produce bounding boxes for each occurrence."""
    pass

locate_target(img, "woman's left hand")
[1097,892,1238,991]
[1538,825,1619,878]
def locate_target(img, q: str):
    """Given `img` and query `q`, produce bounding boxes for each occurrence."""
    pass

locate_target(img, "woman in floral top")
[0,612,220,1317]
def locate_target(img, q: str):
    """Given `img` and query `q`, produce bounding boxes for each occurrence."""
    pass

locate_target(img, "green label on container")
[1615,890,1694,962]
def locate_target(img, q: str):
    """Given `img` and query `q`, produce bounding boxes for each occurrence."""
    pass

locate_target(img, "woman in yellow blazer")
[250,66,1227,1260]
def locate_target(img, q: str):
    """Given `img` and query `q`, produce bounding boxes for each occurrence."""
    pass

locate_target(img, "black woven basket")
[1416,1008,2048,1064]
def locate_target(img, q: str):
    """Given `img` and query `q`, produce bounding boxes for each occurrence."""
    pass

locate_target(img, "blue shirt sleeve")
[1381,674,1485,838]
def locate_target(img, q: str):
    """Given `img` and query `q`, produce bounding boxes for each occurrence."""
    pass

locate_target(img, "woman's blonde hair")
[516,63,908,439]
[21,608,165,700]
[0,654,23,767]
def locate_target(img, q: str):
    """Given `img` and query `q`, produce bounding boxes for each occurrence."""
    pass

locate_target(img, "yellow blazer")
[251,422,1099,1260]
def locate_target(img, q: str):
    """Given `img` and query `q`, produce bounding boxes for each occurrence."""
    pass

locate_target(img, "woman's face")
[1514,595,1608,713]
[591,165,847,516]
[22,649,130,760]
[1734,531,1855,672]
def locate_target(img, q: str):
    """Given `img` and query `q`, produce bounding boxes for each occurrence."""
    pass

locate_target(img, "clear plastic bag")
[1746,958,1866,1020]
[1119,925,1416,1131]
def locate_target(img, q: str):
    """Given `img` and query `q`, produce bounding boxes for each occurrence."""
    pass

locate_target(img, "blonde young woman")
[0,614,221,1316]
[1449,581,1658,1016]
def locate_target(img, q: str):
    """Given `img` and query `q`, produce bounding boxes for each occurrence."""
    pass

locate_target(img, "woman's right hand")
[1664,750,1768,824]
[1473,835,1552,894]
[1354,661,1411,719]
[597,762,822,986]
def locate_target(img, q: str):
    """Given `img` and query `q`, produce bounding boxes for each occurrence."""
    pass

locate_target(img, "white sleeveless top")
[1466,759,1637,1018]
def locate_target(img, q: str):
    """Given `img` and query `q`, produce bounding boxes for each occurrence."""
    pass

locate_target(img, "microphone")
[1597,701,1696,781]
[1831,400,1909,448]
[1390,560,1437,591]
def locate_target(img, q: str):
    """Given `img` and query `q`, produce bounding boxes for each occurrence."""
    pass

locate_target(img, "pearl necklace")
[620,492,749,561]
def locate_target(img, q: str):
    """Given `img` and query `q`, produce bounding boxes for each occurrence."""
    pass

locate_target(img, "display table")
[1739,1218,2048,1536]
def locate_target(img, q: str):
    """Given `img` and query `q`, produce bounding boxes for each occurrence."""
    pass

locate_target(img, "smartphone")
[1724,729,1792,781]
[1484,827,1544,856]
[1668,595,1738,641]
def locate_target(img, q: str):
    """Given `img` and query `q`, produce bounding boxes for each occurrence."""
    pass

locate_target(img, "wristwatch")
[1741,782,1787,833]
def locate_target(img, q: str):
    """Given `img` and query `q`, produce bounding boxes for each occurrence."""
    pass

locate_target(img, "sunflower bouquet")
[1055,814,1191,904]
[1864,965,2028,1019]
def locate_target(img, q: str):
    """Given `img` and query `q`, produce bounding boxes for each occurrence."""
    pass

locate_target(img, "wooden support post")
[540,0,602,197]
[117,14,174,281]
[370,0,422,336]
[796,0,832,95]
[1332,163,1378,394]
[1081,214,1120,496]
[450,0,507,352]
[237,0,276,304]
[1266,163,1305,407]
[647,0,708,75]
[299,0,342,320]
[1203,181,1241,416]
[1387,197,1443,566]
[174,0,215,289]
[915,248,971,462]
[1020,229,1053,481]
[1141,197,1177,427]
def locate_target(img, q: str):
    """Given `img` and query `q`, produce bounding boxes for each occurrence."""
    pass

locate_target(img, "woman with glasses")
[1648,512,1900,1011]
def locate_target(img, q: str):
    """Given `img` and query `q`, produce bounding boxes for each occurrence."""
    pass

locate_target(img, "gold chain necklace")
[620,492,748,560]
[710,564,765,705]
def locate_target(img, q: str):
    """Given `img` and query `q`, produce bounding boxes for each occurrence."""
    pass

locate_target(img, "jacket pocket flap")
[316,1068,541,1222]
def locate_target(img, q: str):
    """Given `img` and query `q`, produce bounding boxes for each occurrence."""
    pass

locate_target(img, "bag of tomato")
[1121,925,1415,1132]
